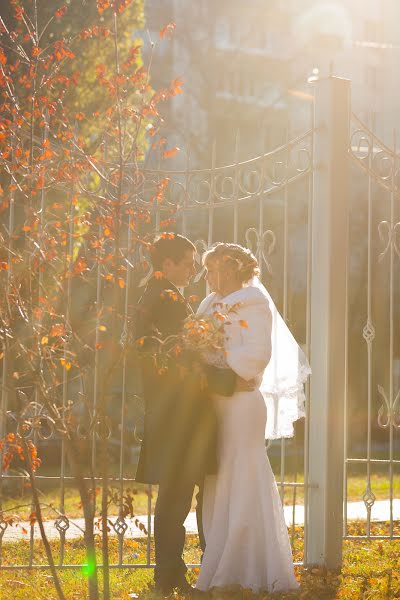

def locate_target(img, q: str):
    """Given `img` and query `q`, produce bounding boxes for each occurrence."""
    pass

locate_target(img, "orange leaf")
[95,342,104,350]
[239,320,248,328]
[152,137,167,150]
[55,5,67,18]
[159,22,176,39]
[50,324,65,337]
[154,271,164,280]
[97,0,110,14]
[118,278,125,289]
[162,147,180,159]
[73,257,88,274]
[170,77,183,96]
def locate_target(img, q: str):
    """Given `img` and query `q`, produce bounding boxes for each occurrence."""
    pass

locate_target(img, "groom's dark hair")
[150,233,196,270]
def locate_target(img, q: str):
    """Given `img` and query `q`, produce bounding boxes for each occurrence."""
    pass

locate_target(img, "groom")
[134,234,238,594]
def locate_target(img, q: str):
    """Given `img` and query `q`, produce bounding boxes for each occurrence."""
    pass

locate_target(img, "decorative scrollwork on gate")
[0,519,8,540]
[350,114,400,193]
[378,220,400,262]
[362,320,376,344]
[138,243,153,288]
[54,515,70,535]
[18,401,56,441]
[133,129,313,213]
[362,485,376,512]
[193,238,208,283]
[113,516,128,537]
[377,385,400,429]
[245,228,276,275]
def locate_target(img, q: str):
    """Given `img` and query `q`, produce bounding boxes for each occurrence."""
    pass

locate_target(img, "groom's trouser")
[154,475,204,588]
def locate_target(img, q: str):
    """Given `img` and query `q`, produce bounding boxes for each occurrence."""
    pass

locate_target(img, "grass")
[2,481,153,522]
[2,473,400,522]
[0,523,400,599]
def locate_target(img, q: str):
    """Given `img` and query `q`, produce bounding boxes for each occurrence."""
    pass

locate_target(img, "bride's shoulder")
[196,292,218,315]
[234,285,269,306]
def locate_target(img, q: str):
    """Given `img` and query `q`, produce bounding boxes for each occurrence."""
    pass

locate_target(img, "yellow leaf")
[41,336,49,345]
[98,325,107,332]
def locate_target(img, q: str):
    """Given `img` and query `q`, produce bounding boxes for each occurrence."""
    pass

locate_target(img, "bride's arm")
[225,301,272,381]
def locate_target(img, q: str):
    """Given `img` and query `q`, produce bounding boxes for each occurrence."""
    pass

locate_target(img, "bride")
[195,243,310,593]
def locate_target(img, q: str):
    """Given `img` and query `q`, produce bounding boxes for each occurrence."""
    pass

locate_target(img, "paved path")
[2,500,399,543]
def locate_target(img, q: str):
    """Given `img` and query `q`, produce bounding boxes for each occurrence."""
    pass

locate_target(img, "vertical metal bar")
[181,148,190,237]
[146,485,152,566]
[92,143,107,492]
[92,225,102,480]
[117,214,132,565]
[303,101,314,562]
[208,141,216,248]
[0,135,16,566]
[233,131,240,243]
[30,120,49,567]
[280,127,290,505]
[155,151,162,233]
[343,188,350,539]
[58,188,74,566]
[388,129,396,537]
[365,128,373,537]
[257,173,264,278]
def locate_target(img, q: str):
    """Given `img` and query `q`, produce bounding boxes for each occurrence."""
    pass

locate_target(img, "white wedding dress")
[195,286,299,593]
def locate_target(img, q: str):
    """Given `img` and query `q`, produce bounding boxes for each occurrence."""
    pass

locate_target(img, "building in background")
[144,0,400,166]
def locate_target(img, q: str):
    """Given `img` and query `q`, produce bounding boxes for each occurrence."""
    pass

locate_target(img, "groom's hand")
[235,376,256,392]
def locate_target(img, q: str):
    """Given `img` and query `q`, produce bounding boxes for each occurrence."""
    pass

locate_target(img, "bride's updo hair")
[203,243,260,284]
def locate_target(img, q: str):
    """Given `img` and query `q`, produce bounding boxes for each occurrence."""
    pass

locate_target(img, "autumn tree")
[0,1,182,598]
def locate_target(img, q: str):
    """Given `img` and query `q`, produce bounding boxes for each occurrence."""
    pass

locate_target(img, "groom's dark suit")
[135,275,236,590]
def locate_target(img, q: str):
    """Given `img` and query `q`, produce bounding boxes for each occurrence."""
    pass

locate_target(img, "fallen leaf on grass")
[5,579,28,587]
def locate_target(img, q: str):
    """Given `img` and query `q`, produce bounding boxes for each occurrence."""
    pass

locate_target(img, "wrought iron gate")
[0,76,399,574]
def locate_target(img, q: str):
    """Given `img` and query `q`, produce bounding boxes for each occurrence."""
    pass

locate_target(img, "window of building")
[216,17,230,47]
[364,20,381,43]
[365,65,378,90]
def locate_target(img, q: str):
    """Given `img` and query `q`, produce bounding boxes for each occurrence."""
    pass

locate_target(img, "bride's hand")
[235,376,256,392]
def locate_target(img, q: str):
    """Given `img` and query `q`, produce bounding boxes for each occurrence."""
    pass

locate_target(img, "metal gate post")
[306,76,351,569]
